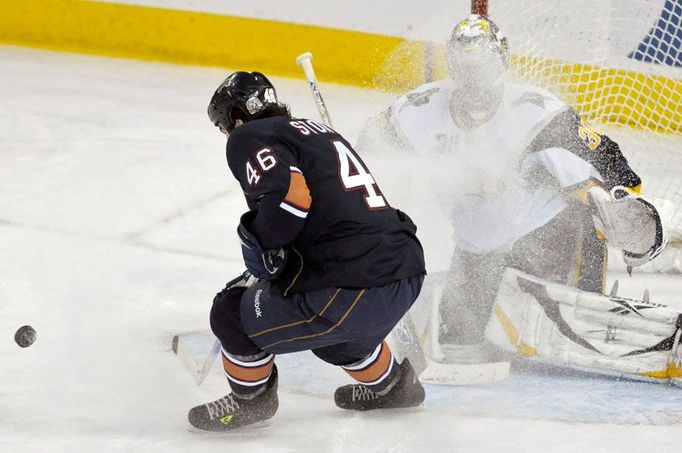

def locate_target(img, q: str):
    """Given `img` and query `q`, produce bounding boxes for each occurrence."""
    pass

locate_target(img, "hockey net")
[488,0,682,272]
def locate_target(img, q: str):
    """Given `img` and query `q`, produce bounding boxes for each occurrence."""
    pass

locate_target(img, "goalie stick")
[387,300,509,386]
[296,52,509,385]
[416,281,509,385]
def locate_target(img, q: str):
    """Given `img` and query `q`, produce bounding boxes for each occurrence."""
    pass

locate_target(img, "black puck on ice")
[171,335,179,354]
[15,325,36,348]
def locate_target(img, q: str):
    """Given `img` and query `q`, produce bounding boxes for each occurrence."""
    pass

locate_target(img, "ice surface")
[2,46,682,452]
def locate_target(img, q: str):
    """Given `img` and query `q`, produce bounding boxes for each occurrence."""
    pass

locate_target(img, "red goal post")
[471,0,489,16]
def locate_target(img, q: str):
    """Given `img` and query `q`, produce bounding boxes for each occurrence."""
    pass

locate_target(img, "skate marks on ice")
[172,333,682,425]
[427,362,682,425]
[287,358,682,425]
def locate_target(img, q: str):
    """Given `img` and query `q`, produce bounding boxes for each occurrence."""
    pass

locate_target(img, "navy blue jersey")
[226,116,425,294]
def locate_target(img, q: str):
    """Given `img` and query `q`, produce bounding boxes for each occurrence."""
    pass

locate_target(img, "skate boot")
[334,359,425,411]
[188,365,278,432]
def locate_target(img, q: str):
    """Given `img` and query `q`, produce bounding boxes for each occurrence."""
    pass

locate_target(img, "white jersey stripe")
[360,355,395,386]
[222,349,274,368]
[225,372,271,387]
[279,201,308,218]
[342,343,383,371]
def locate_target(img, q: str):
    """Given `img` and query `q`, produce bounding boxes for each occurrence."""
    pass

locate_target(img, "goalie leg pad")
[485,268,682,384]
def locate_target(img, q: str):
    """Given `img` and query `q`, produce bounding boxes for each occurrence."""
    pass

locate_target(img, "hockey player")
[187,71,427,432]
[357,16,666,368]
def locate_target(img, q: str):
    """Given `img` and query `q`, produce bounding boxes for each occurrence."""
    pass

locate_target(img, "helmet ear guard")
[207,71,279,132]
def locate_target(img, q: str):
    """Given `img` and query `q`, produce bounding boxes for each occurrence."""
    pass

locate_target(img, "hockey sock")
[341,341,400,395]
[221,348,275,399]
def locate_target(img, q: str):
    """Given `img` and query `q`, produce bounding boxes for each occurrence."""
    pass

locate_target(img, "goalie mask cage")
[477,0,682,270]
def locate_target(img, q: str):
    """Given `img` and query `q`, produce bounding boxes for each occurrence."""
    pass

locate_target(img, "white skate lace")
[205,394,240,420]
[351,385,378,402]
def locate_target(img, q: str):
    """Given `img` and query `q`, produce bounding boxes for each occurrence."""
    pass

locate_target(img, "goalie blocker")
[486,268,682,385]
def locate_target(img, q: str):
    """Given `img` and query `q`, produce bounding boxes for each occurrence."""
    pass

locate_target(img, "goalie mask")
[446,15,510,128]
[208,71,278,133]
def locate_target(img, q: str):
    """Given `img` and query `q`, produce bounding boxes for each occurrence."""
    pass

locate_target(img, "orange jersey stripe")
[221,354,274,383]
[345,341,393,384]
[284,171,312,210]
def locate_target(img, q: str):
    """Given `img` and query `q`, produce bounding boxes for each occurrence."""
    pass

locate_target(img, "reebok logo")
[254,289,263,318]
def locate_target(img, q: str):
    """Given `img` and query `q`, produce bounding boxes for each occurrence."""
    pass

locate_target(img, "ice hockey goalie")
[357,15,670,382]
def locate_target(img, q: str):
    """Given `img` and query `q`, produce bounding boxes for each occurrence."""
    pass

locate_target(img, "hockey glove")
[237,212,288,280]
[588,186,666,267]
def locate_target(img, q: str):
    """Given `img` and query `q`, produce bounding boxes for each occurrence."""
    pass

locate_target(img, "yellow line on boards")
[0,0,679,134]
[0,0,427,90]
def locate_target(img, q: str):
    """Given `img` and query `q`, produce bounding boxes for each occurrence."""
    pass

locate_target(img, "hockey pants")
[210,274,424,393]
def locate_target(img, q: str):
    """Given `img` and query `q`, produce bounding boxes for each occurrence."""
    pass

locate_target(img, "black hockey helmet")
[207,71,278,133]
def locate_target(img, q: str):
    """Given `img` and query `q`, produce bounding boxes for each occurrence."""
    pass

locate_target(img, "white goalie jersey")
[358,79,662,261]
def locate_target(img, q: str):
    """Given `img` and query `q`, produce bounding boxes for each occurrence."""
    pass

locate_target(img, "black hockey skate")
[334,359,425,411]
[188,366,278,432]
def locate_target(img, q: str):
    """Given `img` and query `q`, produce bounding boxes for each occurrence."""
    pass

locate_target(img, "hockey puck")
[171,334,179,354]
[15,325,36,348]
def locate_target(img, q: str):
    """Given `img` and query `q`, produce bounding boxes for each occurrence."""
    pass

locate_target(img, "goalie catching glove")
[237,212,288,279]
[588,186,666,267]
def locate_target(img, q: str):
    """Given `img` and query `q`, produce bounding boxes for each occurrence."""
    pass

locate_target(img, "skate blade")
[187,419,272,435]
[338,401,427,414]
[372,404,427,414]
